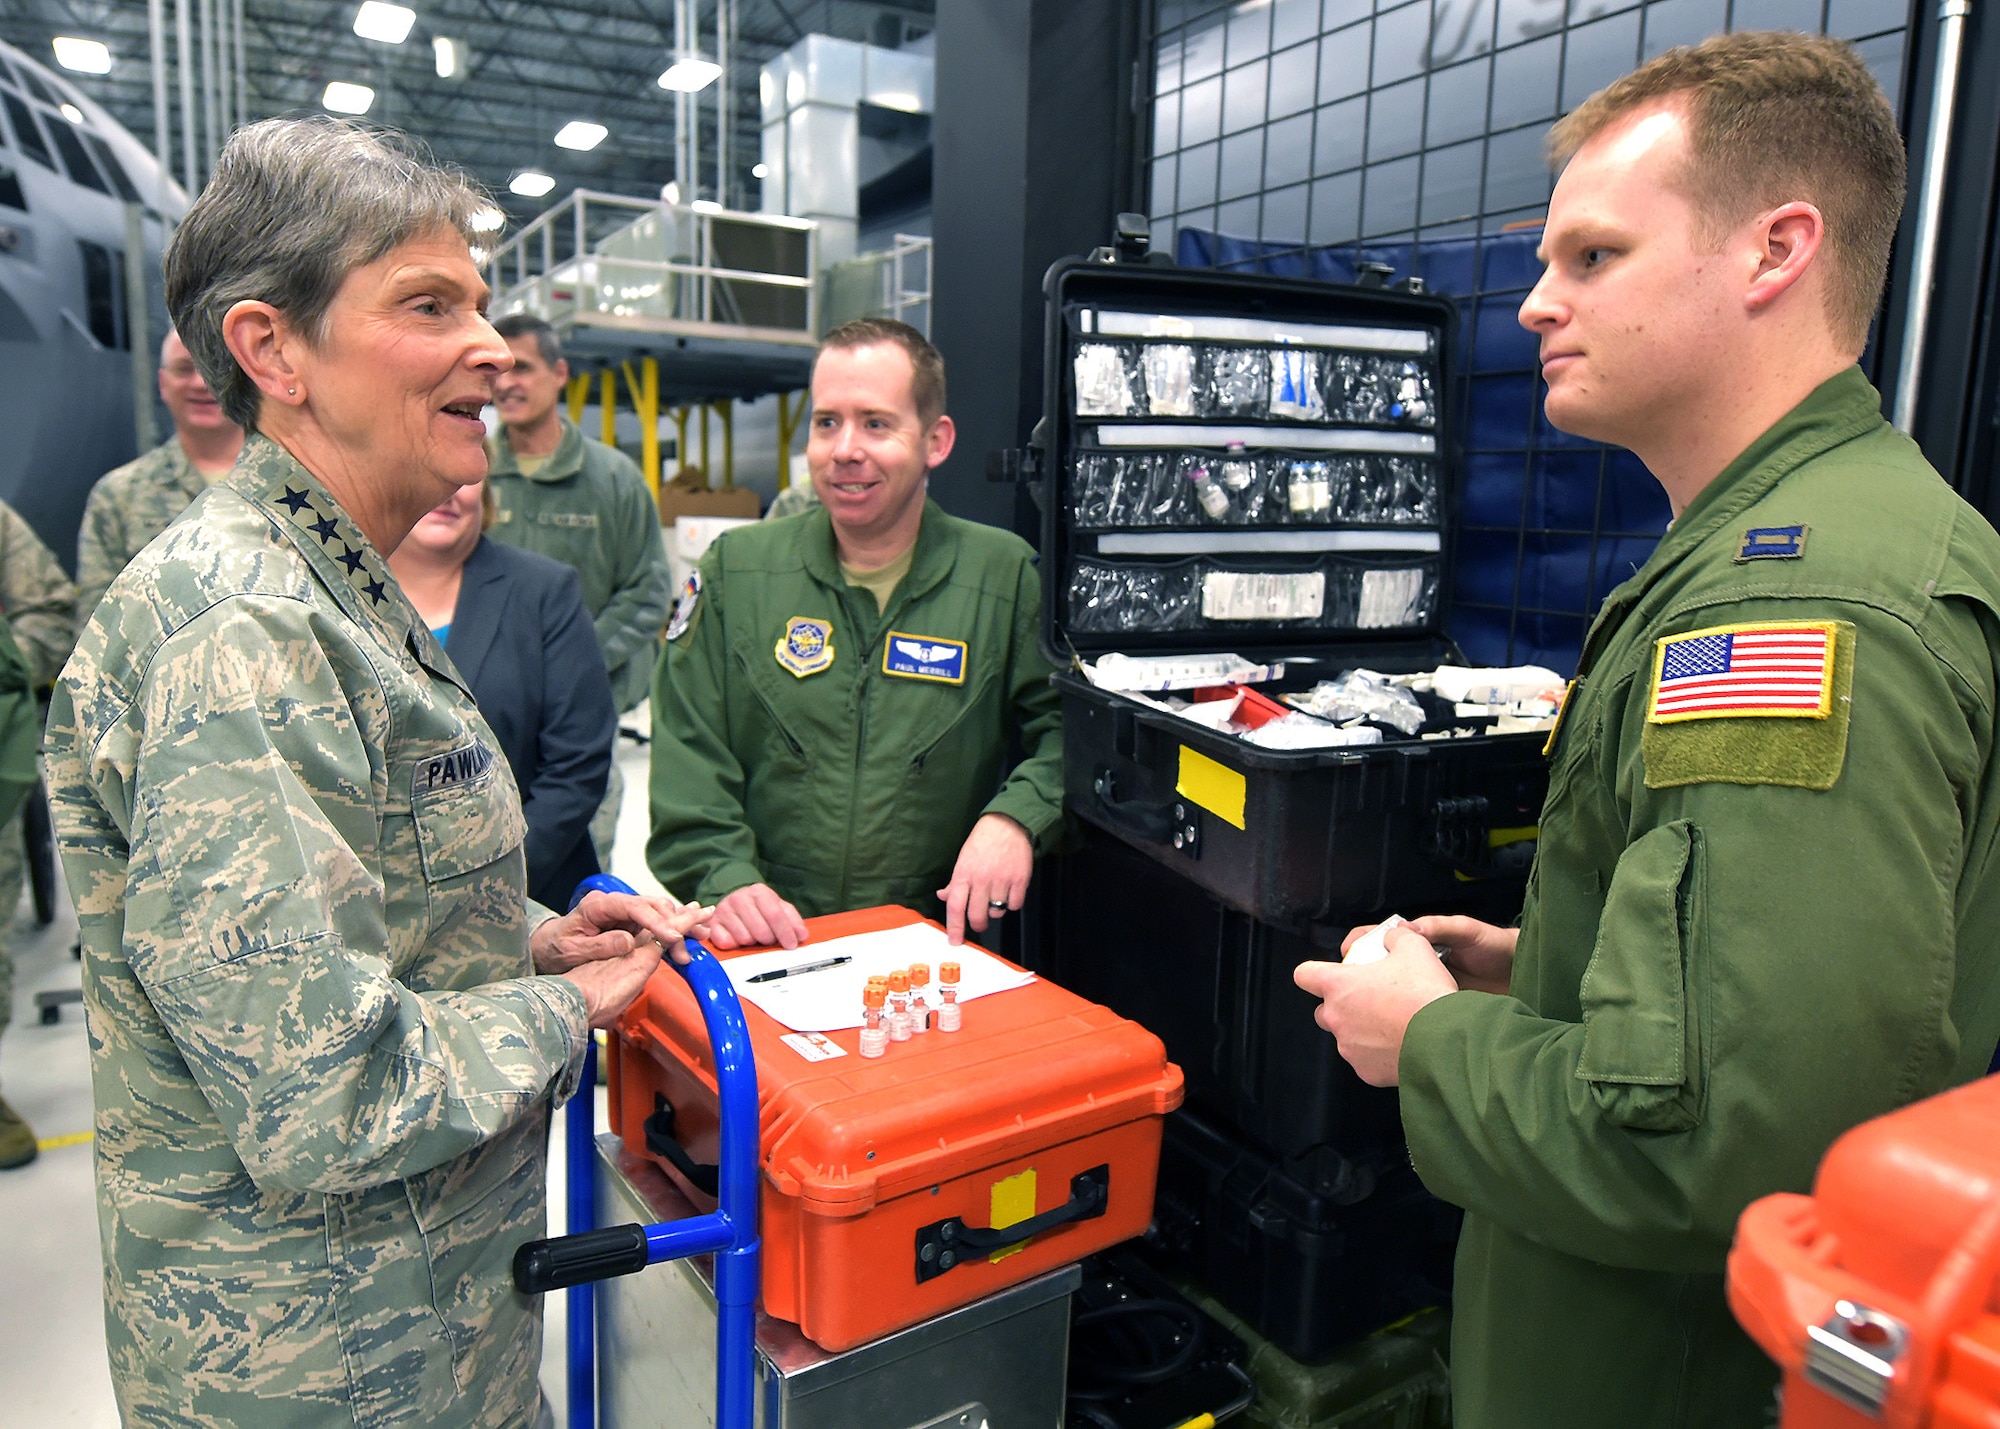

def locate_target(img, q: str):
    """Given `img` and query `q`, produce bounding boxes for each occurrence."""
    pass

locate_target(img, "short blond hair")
[1549,31,1905,349]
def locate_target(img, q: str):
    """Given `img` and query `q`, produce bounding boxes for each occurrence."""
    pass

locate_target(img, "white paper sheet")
[721,922,1037,1033]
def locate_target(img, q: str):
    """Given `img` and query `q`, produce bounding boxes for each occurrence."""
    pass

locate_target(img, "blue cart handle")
[511,874,761,1429]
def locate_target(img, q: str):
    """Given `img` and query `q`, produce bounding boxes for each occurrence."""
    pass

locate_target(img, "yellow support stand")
[698,403,710,483]
[774,391,806,489]
[670,407,691,479]
[717,399,735,488]
[622,359,661,499]
[600,369,616,447]
[566,374,589,426]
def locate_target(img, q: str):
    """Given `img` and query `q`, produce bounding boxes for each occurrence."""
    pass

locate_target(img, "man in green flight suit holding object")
[1295,32,2000,1428]
[648,318,1063,948]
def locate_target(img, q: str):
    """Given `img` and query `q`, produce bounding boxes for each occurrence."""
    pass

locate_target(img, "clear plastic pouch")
[1200,346,1270,417]
[1141,343,1199,417]
[1068,558,1203,632]
[1268,348,1328,421]
[1329,455,1440,524]
[1321,352,1439,427]
[1074,342,1141,417]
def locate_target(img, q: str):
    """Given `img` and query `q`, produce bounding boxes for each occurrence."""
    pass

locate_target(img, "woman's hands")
[533,891,711,1030]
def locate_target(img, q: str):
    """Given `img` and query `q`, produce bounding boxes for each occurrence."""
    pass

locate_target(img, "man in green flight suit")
[649,318,1063,947]
[487,313,674,861]
[1295,33,2000,1427]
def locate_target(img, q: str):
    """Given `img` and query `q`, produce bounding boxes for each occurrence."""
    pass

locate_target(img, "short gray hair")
[164,117,488,431]
[493,312,563,368]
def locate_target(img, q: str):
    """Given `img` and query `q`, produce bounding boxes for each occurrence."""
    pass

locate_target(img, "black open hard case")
[1031,244,1549,930]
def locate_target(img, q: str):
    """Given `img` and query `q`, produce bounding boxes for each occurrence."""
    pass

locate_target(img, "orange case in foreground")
[609,905,1186,1352]
[1729,1074,2000,1429]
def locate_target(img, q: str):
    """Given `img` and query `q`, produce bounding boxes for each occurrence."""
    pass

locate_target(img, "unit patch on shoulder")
[883,632,967,684]
[1641,619,1855,791]
[665,571,701,641]
[1735,524,1809,562]
[775,616,835,678]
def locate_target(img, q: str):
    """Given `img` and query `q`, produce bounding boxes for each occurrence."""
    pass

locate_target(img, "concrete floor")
[0,720,662,1428]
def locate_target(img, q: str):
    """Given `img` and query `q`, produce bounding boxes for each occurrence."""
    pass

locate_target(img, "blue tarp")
[1174,227,1669,675]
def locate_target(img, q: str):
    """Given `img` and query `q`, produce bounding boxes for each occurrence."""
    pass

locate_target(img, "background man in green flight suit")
[648,318,1063,947]
[486,312,673,863]
[1295,33,2000,1427]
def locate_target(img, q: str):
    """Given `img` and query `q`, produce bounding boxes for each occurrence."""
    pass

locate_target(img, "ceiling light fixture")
[469,206,506,233]
[658,57,721,92]
[553,121,607,151]
[322,82,376,115]
[751,162,769,179]
[59,103,84,123]
[353,1,416,45]
[51,37,112,74]
[691,199,722,214]
[433,36,462,78]
[510,170,555,198]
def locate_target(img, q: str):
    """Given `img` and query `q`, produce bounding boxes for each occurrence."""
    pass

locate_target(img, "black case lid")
[1034,254,1463,670]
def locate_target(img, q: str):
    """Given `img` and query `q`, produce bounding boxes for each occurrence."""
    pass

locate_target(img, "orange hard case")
[608,905,1186,1352]
[1729,1074,2000,1429]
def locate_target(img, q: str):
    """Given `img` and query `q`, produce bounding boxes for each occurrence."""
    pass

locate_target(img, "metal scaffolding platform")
[483,191,823,490]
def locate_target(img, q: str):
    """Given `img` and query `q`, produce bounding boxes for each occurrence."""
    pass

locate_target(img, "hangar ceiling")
[0,0,933,225]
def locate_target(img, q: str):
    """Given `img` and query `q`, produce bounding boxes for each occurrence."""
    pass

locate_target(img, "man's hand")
[533,892,711,1030]
[706,882,808,951]
[938,813,1033,946]
[1384,915,1519,996]
[1295,924,1458,1086]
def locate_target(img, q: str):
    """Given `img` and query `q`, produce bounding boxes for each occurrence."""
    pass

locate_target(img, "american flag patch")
[1647,621,1837,723]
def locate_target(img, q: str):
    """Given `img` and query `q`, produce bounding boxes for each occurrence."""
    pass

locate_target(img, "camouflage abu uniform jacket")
[0,497,78,685]
[75,436,209,625]
[45,435,591,1428]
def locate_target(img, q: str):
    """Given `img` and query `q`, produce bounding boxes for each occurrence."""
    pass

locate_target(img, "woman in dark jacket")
[391,478,617,907]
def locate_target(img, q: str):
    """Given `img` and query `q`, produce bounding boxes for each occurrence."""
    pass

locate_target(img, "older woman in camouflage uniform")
[44,118,705,1427]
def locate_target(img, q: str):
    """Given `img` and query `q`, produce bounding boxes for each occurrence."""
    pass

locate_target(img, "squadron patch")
[666,571,701,641]
[1642,619,1855,791]
[775,616,835,678]
[883,632,968,684]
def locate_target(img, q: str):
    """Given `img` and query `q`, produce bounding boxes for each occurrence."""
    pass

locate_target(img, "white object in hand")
[1342,914,1438,966]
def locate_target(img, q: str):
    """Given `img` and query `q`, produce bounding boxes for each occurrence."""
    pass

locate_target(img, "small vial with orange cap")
[937,961,962,1032]
[908,963,932,1034]
[886,969,913,1041]
[859,984,888,1058]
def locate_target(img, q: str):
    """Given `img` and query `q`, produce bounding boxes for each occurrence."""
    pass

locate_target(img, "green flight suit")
[647,499,1064,917]
[1398,369,2000,1427]
[487,416,673,712]
[76,437,208,625]
[45,435,589,1427]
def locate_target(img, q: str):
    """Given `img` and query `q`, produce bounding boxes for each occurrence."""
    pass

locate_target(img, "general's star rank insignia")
[775,615,834,677]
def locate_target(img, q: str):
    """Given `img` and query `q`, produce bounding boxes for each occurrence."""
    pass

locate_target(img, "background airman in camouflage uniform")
[75,328,243,624]
[0,498,75,1168]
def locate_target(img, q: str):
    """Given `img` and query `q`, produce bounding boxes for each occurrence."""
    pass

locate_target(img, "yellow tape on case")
[1176,745,1247,830]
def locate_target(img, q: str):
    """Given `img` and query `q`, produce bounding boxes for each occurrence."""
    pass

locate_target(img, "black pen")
[745,955,852,984]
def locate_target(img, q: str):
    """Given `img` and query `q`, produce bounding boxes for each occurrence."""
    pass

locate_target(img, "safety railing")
[483,189,820,341]
[818,231,932,337]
